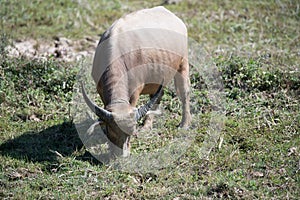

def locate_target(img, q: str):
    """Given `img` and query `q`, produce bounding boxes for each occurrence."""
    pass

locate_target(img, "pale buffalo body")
[82,6,191,157]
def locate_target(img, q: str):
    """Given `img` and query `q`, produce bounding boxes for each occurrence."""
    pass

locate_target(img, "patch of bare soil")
[5,37,99,62]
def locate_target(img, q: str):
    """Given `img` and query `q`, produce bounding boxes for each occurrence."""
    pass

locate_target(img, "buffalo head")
[81,82,163,157]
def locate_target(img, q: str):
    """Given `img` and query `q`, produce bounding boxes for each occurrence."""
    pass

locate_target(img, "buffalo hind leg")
[174,60,191,129]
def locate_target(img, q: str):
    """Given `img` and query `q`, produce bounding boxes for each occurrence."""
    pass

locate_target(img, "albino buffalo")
[82,6,191,157]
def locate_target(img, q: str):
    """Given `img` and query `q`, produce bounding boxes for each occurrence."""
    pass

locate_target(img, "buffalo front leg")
[142,90,164,130]
[174,62,192,129]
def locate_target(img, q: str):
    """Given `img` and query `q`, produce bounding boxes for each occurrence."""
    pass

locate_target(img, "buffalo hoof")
[178,124,190,130]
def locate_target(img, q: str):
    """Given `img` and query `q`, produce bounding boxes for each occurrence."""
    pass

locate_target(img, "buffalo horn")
[136,80,164,120]
[81,82,113,122]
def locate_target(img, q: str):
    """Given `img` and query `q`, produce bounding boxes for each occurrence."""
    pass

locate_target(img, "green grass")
[1,0,299,199]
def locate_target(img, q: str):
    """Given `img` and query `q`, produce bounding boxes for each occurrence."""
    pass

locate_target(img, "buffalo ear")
[130,111,136,119]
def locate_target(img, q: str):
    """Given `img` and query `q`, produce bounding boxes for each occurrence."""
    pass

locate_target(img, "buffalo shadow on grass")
[0,121,101,165]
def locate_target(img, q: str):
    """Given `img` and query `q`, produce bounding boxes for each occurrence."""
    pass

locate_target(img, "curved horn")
[136,80,164,121]
[81,82,113,122]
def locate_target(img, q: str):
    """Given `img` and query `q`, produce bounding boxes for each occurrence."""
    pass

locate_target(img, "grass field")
[0,0,299,199]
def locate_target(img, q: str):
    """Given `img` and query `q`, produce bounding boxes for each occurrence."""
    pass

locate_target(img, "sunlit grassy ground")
[0,0,299,199]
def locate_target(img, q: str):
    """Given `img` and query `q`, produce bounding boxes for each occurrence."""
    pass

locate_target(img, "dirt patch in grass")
[5,37,98,62]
